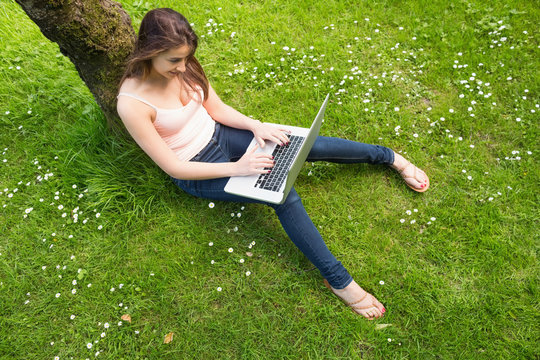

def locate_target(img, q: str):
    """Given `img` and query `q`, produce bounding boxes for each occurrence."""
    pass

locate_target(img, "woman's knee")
[269,188,302,212]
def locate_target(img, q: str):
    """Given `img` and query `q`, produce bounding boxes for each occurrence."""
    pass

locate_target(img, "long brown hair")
[120,8,209,101]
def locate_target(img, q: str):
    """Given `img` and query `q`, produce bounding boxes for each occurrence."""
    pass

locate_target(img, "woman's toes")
[373,298,385,313]
[417,169,428,183]
[409,178,424,189]
[363,309,376,320]
[361,311,372,319]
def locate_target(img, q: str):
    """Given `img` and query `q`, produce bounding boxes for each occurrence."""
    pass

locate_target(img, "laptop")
[224,93,330,204]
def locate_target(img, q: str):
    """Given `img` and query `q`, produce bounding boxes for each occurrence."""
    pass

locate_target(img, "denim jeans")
[171,123,394,289]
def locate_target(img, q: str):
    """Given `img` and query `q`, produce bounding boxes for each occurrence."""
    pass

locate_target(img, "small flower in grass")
[430,217,436,221]
[101,332,106,338]
[400,219,405,223]
[70,315,76,320]
[208,242,213,246]
[71,289,77,295]
[110,287,115,292]
[406,210,412,215]
[96,213,100,218]
[379,280,385,285]
[104,322,109,329]
[87,343,93,349]
[228,248,233,253]
[246,271,251,276]
[388,338,392,342]
[118,321,122,326]
[55,293,61,298]
[239,258,245,263]
[208,202,215,208]
[217,287,222,292]
[97,225,103,230]
[54,357,59,360]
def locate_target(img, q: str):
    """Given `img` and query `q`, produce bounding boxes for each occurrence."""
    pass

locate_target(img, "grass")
[0,0,539,359]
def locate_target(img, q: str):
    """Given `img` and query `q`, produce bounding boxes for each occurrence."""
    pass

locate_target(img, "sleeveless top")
[117,89,215,161]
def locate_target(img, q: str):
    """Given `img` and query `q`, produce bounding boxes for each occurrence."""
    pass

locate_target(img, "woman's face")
[151,45,192,79]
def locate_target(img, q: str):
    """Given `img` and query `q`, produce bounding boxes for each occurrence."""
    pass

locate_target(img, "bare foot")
[390,152,429,191]
[324,279,385,320]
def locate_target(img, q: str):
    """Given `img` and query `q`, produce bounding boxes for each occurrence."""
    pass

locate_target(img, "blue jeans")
[172,123,394,289]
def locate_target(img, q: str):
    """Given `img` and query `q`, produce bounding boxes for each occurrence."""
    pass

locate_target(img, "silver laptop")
[225,93,330,204]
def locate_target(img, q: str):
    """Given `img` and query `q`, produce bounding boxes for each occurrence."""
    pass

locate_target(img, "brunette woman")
[117,8,430,320]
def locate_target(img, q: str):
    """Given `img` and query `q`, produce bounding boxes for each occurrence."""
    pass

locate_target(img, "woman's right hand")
[234,144,275,176]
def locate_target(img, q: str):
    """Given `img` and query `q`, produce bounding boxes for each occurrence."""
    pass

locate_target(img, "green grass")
[0,0,539,358]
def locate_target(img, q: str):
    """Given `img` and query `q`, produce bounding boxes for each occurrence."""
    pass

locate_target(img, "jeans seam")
[308,156,370,161]
[307,156,392,164]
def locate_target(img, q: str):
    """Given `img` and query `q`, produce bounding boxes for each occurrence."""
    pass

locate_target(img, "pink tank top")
[118,89,215,161]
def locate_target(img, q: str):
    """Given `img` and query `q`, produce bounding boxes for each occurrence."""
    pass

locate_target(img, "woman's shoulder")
[117,78,155,120]
[118,76,143,94]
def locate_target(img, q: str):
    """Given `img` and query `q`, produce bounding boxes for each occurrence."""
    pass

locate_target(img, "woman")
[117,8,429,320]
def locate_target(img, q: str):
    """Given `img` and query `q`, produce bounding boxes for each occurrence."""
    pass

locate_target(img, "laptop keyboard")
[254,135,305,192]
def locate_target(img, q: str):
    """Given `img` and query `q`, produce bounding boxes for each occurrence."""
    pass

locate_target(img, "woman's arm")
[203,84,290,148]
[117,97,274,180]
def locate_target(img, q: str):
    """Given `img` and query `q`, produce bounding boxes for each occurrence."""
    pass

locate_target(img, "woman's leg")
[174,174,385,318]
[308,136,428,190]
[173,125,352,288]
[172,124,385,318]
[173,174,353,289]
[308,136,394,164]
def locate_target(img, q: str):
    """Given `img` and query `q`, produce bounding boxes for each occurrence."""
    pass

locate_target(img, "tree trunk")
[15,0,136,131]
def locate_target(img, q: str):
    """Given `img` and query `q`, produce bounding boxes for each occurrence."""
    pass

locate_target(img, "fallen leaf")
[375,323,392,330]
[246,252,253,257]
[121,314,131,323]
[164,332,174,344]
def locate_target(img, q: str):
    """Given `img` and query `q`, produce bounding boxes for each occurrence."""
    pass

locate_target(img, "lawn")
[0,0,538,359]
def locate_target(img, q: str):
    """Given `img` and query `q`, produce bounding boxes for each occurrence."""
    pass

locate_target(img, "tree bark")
[15,0,136,131]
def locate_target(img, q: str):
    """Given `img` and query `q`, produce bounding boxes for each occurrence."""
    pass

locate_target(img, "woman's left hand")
[252,121,291,148]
